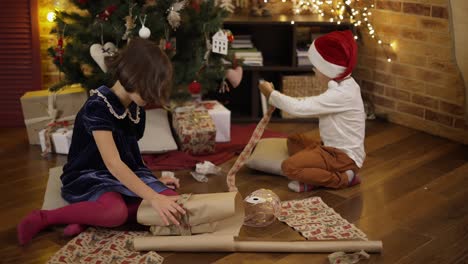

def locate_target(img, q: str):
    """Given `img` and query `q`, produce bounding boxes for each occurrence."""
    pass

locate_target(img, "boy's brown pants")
[281,133,359,189]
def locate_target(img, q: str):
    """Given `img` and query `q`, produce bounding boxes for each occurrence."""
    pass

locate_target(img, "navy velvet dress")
[61,86,167,203]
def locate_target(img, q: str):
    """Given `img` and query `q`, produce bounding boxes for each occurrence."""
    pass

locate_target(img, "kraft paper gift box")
[172,107,216,155]
[39,127,73,155]
[201,101,231,142]
[137,192,243,236]
[20,84,87,145]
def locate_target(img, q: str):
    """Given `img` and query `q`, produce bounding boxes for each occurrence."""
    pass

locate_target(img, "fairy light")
[286,0,394,62]
[47,11,56,22]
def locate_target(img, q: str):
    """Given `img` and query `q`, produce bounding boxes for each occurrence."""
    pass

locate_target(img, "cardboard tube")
[134,235,383,253]
[234,240,383,253]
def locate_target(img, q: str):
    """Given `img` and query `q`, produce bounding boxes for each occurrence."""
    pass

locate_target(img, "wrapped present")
[20,84,87,145]
[39,125,73,155]
[172,107,216,155]
[201,101,231,142]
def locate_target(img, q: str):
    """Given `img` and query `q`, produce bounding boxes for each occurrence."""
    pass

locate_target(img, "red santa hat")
[307,30,357,81]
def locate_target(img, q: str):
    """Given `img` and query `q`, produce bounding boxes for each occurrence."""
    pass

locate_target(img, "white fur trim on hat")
[308,41,346,79]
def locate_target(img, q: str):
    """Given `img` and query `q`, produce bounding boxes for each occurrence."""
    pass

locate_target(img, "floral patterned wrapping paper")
[278,197,368,241]
[47,228,163,264]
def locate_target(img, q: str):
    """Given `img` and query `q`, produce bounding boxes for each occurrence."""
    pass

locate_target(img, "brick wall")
[354,0,467,143]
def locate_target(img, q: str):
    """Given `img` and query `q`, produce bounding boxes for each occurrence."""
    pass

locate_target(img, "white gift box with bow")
[39,127,73,155]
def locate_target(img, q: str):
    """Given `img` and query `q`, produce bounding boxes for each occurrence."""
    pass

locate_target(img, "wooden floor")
[1,120,467,264]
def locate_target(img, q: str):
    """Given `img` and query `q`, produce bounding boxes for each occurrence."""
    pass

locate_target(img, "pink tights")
[17,189,177,245]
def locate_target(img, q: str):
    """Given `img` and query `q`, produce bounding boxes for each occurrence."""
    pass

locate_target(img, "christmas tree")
[48,0,235,99]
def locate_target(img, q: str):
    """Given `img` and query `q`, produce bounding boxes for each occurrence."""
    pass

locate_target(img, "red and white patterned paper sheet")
[48,228,163,264]
[173,107,216,155]
[278,197,368,241]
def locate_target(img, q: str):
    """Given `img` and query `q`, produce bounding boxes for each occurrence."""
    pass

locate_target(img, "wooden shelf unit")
[220,14,354,121]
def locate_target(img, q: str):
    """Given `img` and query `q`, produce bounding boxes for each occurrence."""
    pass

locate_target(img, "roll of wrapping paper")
[133,236,383,253]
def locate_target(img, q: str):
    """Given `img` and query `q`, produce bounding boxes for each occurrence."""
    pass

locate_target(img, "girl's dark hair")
[105,38,172,106]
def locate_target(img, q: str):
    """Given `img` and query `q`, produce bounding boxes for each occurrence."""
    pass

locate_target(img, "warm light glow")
[387,58,392,62]
[287,0,395,60]
[47,11,56,22]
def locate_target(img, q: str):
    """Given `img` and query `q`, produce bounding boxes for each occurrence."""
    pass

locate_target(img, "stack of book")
[231,35,254,49]
[296,48,312,66]
[231,35,263,66]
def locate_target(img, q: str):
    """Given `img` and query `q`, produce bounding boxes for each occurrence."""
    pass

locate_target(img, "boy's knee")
[281,159,301,180]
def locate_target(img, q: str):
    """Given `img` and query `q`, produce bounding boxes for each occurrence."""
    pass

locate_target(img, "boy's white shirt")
[268,77,366,168]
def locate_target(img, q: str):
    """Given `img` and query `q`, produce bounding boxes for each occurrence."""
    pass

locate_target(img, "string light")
[288,0,393,62]
[47,11,56,22]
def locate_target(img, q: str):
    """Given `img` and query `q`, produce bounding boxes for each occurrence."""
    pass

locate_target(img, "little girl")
[259,30,365,192]
[18,38,185,245]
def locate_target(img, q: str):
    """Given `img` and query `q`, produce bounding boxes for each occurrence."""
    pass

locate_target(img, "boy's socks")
[345,170,355,182]
[288,180,316,192]
[348,174,361,187]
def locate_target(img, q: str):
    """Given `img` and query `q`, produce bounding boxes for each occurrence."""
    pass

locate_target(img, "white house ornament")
[89,42,117,72]
[212,30,228,55]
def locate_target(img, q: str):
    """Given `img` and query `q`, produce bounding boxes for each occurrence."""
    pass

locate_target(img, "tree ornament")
[167,1,186,30]
[54,36,64,65]
[145,0,157,7]
[188,80,202,102]
[122,4,137,41]
[191,0,201,12]
[225,66,243,88]
[219,80,229,93]
[212,30,228,55]
[188,80,201,94]
[89,42,117,72]
[80,63,93,77]
[217,0,235,13]
[97,5,117,21]
[138,15,151,39]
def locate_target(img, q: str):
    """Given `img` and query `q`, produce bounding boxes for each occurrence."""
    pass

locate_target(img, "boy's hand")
[259,81,274,98]
[160,175,180,189]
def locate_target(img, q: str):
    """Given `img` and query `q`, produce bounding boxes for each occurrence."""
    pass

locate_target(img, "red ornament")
[97,5,117,21]
[54,37,64,65]
[188,80,201,94]
[191,0,201,12]
[165,41,172,50]
[227,34,234,43]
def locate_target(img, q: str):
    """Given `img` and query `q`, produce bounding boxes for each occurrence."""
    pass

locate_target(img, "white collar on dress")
[90,89,141,124]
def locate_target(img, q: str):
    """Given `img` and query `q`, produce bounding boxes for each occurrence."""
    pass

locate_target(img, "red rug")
[142,124,287,170]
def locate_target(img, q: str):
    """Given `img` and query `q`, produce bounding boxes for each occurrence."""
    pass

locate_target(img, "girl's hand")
[259,81,274,98]
[160,175,180,189]
[150,194,186,226]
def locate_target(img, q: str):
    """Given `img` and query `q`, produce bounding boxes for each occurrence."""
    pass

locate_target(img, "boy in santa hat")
[259,30,365,192]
